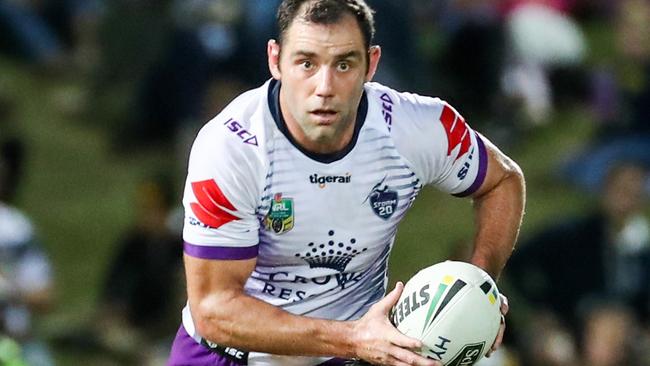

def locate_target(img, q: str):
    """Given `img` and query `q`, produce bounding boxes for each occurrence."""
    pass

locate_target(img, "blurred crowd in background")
[0,0,649,365]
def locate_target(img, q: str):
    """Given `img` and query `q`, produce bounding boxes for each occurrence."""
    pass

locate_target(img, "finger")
[388,329,422,350]
[487,294,509,358]
[386,345,439,366]
[486,314,506,357]
[374,281,405,314]
[499,293,509,315]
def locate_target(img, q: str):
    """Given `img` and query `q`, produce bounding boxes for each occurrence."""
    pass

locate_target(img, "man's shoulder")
[364,82,449,132]
[364,82,456,143]
[364,82,446,111]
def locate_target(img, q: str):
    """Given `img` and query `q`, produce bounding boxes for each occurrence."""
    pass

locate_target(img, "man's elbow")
[506,158,525,192]
[192,293,239,345]
[476,155,525,201]
[494,152,525,194]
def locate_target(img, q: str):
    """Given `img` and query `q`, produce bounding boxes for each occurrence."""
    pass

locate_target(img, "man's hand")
[485,293,509,358]
[350,282,442,366]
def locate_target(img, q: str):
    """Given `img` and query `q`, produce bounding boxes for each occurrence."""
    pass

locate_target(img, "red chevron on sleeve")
[440,104,471,160]
[190,179,239,229]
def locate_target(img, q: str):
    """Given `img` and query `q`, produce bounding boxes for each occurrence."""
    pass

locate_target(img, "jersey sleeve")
[182,121,262,260]
[390,92,488,197]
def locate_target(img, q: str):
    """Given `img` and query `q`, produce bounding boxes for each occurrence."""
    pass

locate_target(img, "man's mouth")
[310,109,337,117]
[310,109,338,124]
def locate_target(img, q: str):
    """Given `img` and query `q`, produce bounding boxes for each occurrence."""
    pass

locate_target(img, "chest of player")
[255,134,422,271]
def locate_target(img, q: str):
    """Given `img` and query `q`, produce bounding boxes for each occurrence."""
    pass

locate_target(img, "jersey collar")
[267,78,368,164]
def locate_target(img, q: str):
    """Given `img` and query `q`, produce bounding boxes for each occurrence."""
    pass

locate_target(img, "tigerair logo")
[309,173,351,188]
[294,230,367,272]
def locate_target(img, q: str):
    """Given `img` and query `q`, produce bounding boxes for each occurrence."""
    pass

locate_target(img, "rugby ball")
[391,261,501,365]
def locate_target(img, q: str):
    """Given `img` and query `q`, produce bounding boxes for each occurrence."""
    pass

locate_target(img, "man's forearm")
[192,290,357,358]
[470,166,525,279]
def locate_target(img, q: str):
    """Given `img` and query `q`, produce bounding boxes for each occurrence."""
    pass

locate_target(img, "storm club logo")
[365,176,398,220]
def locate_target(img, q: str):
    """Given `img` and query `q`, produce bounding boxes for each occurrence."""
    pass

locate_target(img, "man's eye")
[337,62,350,72]
[301,60,313,70]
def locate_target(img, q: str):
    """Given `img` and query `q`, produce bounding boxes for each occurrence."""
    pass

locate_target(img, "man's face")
[268,13,380,153]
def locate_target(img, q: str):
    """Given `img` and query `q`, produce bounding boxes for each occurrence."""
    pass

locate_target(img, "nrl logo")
[364,176,398,220]
[264,193,294,234]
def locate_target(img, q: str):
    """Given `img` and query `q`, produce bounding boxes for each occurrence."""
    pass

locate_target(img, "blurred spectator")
[103,0,250,150]
[434,0,506,126]
[367,0,421,90]
[500,0,587,125]
[561,0,650,192]
[506,161,650,361]
[0,138,55,366]
[581,303,650,366]
[48,0,106,74]
[93,174,183,364]
[422,0,588,146]
[0,0,66,67]
[239,0,282,84]
[515,311,578,366]
[0,335,28,365]
[0,0,104,73]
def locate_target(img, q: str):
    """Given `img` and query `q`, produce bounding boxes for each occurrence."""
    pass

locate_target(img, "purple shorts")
[167,325,350,365]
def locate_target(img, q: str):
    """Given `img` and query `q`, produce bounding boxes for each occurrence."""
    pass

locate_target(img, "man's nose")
[315,67,334,98]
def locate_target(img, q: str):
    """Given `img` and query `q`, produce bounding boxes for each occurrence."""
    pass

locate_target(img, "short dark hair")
[277,0,375,50]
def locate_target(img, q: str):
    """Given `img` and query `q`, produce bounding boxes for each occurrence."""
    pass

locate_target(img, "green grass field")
[1,56,598,364]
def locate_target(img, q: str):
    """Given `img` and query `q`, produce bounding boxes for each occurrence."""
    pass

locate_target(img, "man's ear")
[268,40,282,80]
[365,45,381,82]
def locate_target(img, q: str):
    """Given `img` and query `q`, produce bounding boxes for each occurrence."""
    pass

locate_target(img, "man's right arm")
[184,253,440,366]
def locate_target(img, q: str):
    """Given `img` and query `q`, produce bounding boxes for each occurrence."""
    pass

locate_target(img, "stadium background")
[1,0,648,365]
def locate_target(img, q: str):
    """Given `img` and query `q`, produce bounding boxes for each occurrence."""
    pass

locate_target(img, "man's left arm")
[468,134,525,280]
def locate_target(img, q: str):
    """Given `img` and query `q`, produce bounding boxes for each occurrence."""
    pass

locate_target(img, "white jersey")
[179,79,488,365]
[0,203,52,337]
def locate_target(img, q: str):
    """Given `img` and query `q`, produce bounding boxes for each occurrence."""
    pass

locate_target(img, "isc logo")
[380,93,394,131]
[223,347,246,360]
[223,117,258,146]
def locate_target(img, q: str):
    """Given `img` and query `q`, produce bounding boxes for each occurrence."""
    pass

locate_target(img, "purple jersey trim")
[316,358,350,365]
[168,324,351,365]
[453,134,488,198]
[184,241,259,260]
[168,325,241,366]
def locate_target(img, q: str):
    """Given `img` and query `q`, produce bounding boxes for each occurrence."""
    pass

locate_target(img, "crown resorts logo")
[294,230,367,272]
